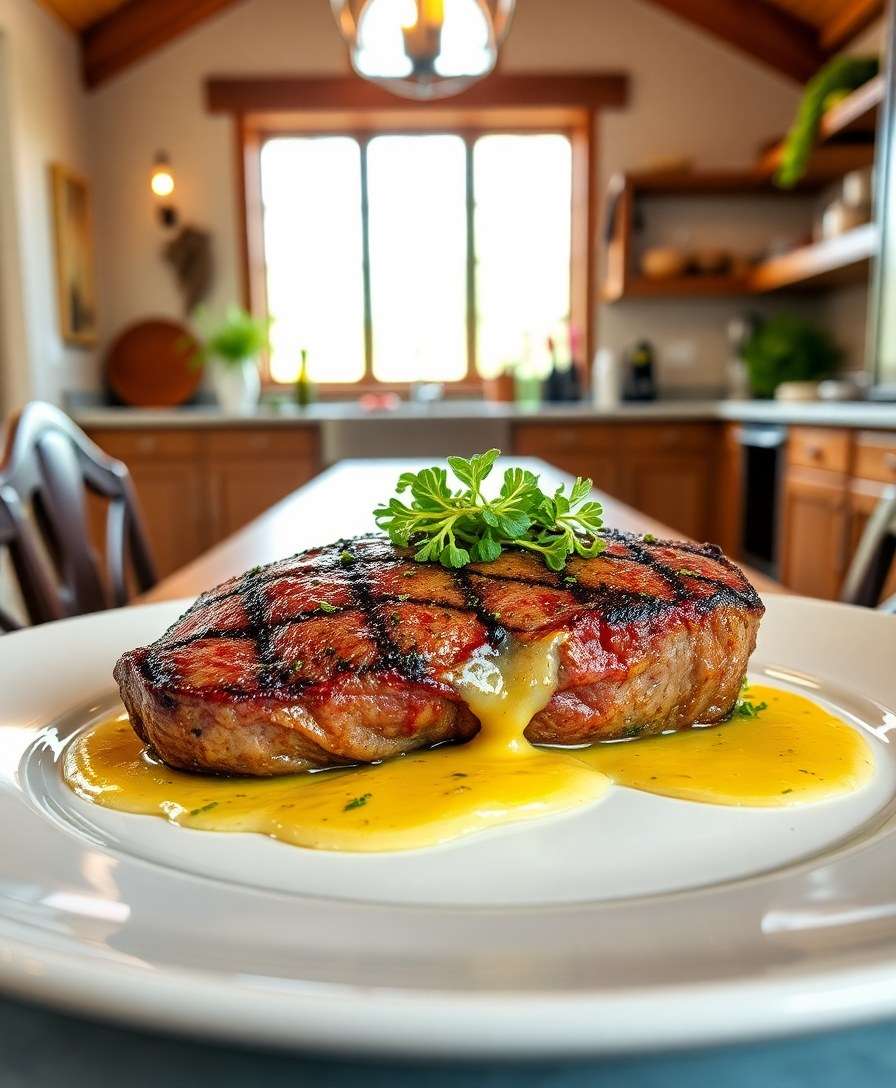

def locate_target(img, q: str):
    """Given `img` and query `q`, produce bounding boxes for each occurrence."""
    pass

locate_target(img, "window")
[258,129,575,386]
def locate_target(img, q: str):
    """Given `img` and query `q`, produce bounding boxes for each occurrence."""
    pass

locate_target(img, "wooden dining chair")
[840,486,896,612]
[0,479,67,631]
[0,402,157,622]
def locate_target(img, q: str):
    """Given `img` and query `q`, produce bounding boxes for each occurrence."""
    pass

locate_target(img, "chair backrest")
[0,481,66,630]
[0,402,157,621]
[840,486,896,610]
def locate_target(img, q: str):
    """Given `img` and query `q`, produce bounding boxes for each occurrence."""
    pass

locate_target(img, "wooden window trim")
[220,75,623,394]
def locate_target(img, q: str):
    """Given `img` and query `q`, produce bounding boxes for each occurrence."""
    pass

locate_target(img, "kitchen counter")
[71,399,896,429]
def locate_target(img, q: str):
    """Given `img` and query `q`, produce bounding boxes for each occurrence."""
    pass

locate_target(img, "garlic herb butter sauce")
[64,636,874,852]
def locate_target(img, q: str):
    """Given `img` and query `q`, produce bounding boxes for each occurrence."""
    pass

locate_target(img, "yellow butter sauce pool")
[64,665,874,852]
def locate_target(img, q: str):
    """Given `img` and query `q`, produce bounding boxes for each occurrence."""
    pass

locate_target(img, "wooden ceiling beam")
[81,0,246,88]
[638,0,827,81]
[819,0,886,52]
[206,72,630,114]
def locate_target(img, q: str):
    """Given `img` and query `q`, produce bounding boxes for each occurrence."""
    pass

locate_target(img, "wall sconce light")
[150,151,178,228]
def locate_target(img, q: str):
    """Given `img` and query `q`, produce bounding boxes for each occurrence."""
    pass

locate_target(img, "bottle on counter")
[542,333,582,403]
[294,349,314,408]
[591,347,621,409]
[622,340,657,402]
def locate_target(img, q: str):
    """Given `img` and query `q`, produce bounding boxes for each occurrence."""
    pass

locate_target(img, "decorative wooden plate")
[105,319,202,407]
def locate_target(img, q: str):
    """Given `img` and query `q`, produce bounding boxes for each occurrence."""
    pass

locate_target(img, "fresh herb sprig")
[374,449,605,572]
[733,679,768,719]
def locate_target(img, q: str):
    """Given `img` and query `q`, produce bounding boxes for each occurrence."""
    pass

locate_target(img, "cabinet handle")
[807,444,824,462]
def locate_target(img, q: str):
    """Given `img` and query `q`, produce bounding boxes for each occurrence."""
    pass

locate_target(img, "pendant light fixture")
[331,0,515,100]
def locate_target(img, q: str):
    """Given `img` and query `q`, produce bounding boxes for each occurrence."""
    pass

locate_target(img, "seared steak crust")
[115,532,764,775]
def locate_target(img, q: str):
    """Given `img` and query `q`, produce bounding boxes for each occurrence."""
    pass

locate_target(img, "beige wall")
[0,0,95,414]
[86,0,817,393]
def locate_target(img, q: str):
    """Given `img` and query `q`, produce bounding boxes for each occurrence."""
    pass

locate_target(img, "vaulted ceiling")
[40,0,886,89]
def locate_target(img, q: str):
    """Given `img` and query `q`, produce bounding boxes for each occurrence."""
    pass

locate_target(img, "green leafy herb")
[317,601,338,613]
[374,449,605,572]
[677,568,701,578]
[343,793,372,812]
[290,660,304,672]
[339,550,355,566]
[642,533,657,544]
[733,679,768,719]
[189,802,219,816]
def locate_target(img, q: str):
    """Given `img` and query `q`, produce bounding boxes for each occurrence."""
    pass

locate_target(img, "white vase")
[212,359,261,413]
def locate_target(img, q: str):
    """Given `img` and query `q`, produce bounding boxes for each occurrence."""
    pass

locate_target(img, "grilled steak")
[114,532,764,775]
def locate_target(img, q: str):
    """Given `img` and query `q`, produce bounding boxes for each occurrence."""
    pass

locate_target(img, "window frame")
[236,105,597,395]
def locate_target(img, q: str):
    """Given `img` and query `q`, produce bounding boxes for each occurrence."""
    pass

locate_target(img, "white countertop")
[71,398,896,430]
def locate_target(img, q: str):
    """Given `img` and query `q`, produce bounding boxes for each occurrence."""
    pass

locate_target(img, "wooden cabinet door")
[511,423,623,498]
[126,460,208,577]
[779,468,849,600]
[208,459,316,540]
[623,455,713,540]
[205,427,320,542]
[86,428,209,580]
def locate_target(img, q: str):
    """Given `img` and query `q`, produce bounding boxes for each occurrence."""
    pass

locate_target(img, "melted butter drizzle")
[575,684,874,806]
[64,653,875,852]
[64,634,610,852]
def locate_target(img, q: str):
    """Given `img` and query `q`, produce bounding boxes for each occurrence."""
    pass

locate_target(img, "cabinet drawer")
[205,427,317,458]
[87,428,202,460]
[513,423,616,453]
[853,431,896,484]
[620,423,715,452]
[787,427,851,474]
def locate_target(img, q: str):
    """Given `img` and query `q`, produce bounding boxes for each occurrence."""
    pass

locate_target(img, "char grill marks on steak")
[114,532,765,775]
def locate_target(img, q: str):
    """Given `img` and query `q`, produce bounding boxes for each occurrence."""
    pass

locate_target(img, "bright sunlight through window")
[260,131,573,385]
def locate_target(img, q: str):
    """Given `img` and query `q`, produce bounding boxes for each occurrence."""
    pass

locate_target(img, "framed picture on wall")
[50,163,97,347]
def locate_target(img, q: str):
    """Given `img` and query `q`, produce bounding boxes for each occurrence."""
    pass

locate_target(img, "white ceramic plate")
[1,594,896,1057]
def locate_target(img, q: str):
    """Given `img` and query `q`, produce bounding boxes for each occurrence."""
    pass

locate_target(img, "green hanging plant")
[193,306,272,368]
[775,55,879,188]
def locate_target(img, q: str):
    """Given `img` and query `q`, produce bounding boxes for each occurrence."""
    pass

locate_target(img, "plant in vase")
[195,306,271,412]
[740,314,841,399]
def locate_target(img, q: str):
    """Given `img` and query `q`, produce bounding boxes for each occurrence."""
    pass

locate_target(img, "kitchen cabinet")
[511,421,716,539]
[512,423,622,497]
[205,429,318,540]
[86,425,320,578]
[778,426,853,601]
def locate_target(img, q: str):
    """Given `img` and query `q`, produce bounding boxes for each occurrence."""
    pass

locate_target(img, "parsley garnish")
[189,802,218,816]
[643,533,657,544]
[374,449,605,572]
[677,567,701,577]
[339,550,355,566]
[733,679,768,719]
[343,793,372,811]
[317,601,338,613]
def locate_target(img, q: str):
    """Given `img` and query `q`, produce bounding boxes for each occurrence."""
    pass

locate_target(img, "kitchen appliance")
[736,423,787,578]
[869,5,896,398]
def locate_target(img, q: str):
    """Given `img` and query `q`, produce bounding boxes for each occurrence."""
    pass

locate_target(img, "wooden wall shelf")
[602,77,882,303]
[603,275,750,302]
[749,223,878,293]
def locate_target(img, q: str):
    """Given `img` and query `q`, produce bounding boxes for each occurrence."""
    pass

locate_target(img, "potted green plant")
[195,306,272,413]
[740,315,842,399]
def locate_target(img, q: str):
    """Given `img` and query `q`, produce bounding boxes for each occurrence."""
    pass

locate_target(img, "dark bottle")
[623,340,657,402]
[542,334,582,403]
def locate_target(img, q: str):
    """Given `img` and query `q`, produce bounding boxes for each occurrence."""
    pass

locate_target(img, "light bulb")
[150,167,174,198]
